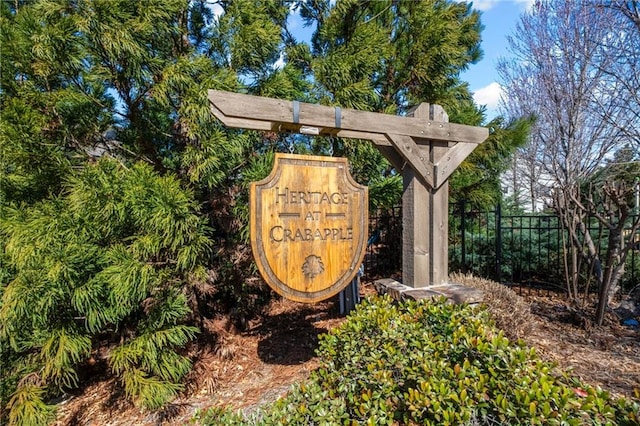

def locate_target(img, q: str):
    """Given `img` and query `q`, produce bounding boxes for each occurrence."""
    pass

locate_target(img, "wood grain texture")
[427,105,450,286]
[402,167,430,287]
[250,154,368,302]
[208,90,487,144]
[385,133,434,188]
[401,104,450,287]
[434,142,478,186]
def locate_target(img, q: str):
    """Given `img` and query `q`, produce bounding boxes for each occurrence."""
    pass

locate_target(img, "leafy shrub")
[1,158,209,425]
[195,297,640,425]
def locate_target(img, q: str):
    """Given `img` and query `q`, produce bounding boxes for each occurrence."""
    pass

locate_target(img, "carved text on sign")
[250,154,368,302]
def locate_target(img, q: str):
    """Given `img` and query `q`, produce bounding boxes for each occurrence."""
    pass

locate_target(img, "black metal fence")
[365,206,402,277]
[366,203,640,293]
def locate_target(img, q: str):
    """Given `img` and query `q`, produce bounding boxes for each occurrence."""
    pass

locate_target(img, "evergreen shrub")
[195,297,640,425]
[1,158,209,425]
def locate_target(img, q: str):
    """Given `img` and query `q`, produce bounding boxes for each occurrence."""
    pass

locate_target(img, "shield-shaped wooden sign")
[250,153,368,302]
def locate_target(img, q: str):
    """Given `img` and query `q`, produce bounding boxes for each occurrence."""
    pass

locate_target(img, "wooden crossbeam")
[208,90,487,145]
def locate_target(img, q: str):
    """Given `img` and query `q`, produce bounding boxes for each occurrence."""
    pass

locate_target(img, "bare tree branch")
[498,1,640,325]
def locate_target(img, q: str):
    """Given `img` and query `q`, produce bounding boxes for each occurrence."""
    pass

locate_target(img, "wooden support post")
[403,166,430,287]
[402,104,449,287]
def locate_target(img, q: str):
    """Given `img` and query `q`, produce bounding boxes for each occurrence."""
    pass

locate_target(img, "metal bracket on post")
[339,265,363,315]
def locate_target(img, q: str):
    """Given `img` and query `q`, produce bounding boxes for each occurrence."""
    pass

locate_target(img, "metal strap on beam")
[292,100,300,124]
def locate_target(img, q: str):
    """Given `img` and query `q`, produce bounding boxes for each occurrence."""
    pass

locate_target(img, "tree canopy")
[0,1,528,423]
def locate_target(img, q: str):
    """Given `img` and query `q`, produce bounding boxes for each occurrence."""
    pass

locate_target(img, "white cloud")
[472,0,500,11]
[205,1,224,20]
[515,0,537,12]
[471,0,535,12]
[472,82,503,110]
[273,52,285,70]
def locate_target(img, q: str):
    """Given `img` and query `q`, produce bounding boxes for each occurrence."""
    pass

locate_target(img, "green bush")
[1,159,209,424]
[194,297,640,426]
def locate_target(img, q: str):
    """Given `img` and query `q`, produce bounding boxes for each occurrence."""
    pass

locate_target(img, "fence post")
[460,200,467,273]
[495,203,502,283]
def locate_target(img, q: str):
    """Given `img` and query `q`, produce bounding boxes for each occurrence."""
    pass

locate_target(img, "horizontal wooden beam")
[209,99,390,146]
[208,90,488,145]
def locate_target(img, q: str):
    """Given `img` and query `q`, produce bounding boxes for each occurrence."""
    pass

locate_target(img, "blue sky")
[461,0,534,119]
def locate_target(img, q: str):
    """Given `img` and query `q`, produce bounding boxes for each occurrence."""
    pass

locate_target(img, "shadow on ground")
[255,299,341,365]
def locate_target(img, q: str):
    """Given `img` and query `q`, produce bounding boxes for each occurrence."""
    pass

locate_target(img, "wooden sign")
[250,153,368,302]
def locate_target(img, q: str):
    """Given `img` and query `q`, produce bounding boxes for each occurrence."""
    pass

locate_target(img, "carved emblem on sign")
[302,255,324,279]
[250,153,368,302]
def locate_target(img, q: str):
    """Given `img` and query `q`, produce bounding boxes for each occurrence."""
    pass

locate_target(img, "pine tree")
[1,1,221,423]
[297,0,527,208]
[449,114,534,208]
